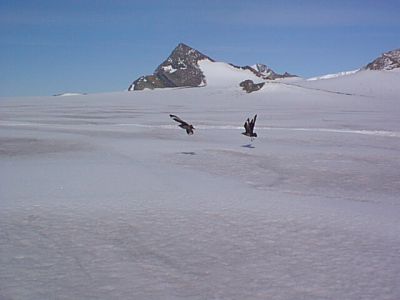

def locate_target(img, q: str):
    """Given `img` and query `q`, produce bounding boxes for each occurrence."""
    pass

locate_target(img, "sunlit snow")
[1,70,400,300]
[162,65,178,73]
[307,70,360,81]
[199,59,264,87]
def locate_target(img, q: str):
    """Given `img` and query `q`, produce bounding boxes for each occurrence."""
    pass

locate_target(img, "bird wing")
[244,119,250,134]
[170,114,189,126]
[249,114,257,133]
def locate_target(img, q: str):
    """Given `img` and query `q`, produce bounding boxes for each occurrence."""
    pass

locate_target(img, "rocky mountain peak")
[252,63,273,74]
[251,63,276,78]
[364,48,400,71]
[128,43,296,91]
[129,43,213,91]
[166,43,213,65]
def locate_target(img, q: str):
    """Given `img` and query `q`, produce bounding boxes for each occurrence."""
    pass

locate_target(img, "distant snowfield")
[199,59,264,87]
[307,69,360,81]
[1,70,400,299]
[53,92,86,97]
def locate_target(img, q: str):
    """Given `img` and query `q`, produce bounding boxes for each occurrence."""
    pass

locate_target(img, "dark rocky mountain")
[129,45,400,91]
[364,48,400,71]
[129,43,213,91]
[128,43,295,91]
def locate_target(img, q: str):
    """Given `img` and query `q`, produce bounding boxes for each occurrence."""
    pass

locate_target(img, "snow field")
[1,70,400,299]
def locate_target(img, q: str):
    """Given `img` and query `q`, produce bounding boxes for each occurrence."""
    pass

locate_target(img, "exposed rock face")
[239,80,265,93]
[129,43,213,91]
[251,63,297,79]
[130,75,165,90]
[364,49,400,71]
[128,43,296,91]
[251,63,277,78]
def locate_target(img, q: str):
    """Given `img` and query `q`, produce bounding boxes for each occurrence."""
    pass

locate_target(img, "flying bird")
[170,114,195,135]
[242,114,258,140]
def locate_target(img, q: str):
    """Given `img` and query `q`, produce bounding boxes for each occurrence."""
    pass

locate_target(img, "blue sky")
[1,0,399,96]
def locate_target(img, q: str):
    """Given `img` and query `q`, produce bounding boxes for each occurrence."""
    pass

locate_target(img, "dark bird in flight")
[242,114,258,140]
[170,114,195,135]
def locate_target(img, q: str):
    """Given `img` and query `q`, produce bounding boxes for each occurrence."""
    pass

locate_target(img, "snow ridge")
[307,70,359,81]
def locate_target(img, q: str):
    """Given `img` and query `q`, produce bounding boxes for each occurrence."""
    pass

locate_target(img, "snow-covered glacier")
[1,69,400,299]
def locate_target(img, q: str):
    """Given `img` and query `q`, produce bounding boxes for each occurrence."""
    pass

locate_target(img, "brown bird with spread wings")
[242,114,258,140]
[170,114,195,135]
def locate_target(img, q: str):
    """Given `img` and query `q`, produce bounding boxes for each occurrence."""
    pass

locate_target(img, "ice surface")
[1,70,400,299]
[199,59,264,87]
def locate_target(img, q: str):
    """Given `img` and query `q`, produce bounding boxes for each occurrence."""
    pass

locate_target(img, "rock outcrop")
[129,43,213,91]
[251,63,297,80]
[239,80,265,93]
[364,49,400,71]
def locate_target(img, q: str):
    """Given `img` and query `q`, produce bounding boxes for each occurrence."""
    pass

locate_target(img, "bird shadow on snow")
[241,143,255,149]
[179,151,196,155]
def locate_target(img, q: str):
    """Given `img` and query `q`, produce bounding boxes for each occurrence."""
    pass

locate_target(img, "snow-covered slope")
[306,48,400,81]
[53,92,86,97]
[198,59,264,87]
[307,69,359,81]
[293,69,400,99]
[1,70,400,299]
[129,43,294,91]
